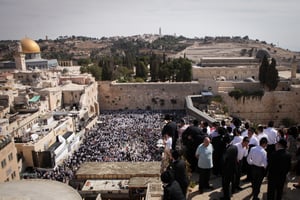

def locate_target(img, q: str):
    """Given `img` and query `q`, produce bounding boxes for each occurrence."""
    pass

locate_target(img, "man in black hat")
[161,170,186,200]
[161,114,178,150]
[168,150,190,197]
[267,138,291,200]
[220,134,238,200]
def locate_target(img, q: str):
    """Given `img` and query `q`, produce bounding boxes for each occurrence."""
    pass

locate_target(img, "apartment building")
[0,135,20,182]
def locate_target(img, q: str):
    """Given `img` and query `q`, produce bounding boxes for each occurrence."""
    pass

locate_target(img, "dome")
[0,179,82,200]
[20,37,40,53]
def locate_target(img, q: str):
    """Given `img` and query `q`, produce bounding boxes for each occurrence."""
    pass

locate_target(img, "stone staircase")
[217,81,234,93]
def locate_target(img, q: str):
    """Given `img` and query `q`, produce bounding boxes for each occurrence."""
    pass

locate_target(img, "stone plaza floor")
[187,173,300,200]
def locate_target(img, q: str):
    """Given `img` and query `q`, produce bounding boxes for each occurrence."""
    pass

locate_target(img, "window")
[8,153,13,161]
[1,159,7,168]
[11,171,16,179]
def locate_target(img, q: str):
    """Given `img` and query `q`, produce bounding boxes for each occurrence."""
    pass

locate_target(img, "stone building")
[14,116,76,168]
[59,74,99,118]
[0,135,20,182]
[192,65,258,81]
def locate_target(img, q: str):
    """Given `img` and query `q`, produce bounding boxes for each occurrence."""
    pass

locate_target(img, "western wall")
[98,81,203,111]
[98,81,300,126]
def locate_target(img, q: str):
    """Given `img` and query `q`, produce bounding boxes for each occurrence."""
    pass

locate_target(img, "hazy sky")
[1,0,300,51]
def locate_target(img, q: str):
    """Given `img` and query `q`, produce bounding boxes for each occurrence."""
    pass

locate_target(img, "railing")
[0,135,12,150]
[185,95,217,125]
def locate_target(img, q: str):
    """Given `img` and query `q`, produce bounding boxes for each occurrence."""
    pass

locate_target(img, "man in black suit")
[220,134,238,200]
[161,170,186,200]
[161,114,178,150]
[168,150,190,197]
[182,119,206,171]
[267,138,291,200]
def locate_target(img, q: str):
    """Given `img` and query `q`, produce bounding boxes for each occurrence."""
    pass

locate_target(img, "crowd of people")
[160,115,300,200]
[28,110,184,182]
[22,110,300,200]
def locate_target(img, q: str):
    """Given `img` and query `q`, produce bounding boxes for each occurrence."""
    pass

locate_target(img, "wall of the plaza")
[220,87,300,125]
[98,81,300,125]
[98,81,203,111]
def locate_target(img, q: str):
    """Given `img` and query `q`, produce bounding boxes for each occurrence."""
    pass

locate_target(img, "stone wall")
[98,81,300,126]
[220,86,300,125]
[98,81,202,111]
[192,66,259,81]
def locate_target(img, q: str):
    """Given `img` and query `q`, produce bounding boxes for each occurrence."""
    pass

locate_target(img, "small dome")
[20,37,40,53]
[0,179,82,200]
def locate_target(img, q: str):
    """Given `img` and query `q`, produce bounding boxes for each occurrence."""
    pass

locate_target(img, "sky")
[0,0,300,51]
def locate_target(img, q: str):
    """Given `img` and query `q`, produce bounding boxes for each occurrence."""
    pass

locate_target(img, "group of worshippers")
[30,111,184,182]
[160,114,299,200]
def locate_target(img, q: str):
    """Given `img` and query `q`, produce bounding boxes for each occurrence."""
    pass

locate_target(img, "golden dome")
[20,37,40,53]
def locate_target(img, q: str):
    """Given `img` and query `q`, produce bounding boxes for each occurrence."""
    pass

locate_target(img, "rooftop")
[76,162,161,180]
[0,179,82,200]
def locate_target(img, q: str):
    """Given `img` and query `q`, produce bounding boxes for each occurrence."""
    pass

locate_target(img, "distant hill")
[1,35,299,67]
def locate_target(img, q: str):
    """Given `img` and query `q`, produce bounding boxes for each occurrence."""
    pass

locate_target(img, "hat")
[164,114,171,121]
[277,138,287,148]
[180,118,186,124]
[160,170,174,184]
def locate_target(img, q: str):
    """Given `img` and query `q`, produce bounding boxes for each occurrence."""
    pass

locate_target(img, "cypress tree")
[265,58,279,91]
[259,55,269,85]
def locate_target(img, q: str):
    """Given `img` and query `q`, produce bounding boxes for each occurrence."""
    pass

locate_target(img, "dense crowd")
[27,111,185,182]
[23,110,300,200]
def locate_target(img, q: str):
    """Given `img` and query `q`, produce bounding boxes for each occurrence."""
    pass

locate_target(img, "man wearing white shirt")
[264,121,278,145]
[247,137,268,200]
[244,127,259,182]
[248,128,259,147]
[241,122,250,138]
[201,121,211,135]
[256,125,268,143]
[231,128,243,145]
[161,133,172,172]
[234,136,249,192]
[264,121,278,162]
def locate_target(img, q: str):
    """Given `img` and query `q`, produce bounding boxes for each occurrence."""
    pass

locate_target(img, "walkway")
[187,173,300,200]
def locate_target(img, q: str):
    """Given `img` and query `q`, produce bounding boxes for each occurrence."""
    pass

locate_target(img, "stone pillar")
[14,42,26,71]
[291,59,297,79]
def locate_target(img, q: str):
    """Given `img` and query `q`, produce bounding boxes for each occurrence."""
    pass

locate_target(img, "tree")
[89,65,102,81]
[149,53,161,81]
[258,56,269,85]
[62,68,69,75]
[100,56,114,81]
[175,57,192,82]
[135,60,148,80]
[265,58,279,91]
[158,62,171,82]
[80,65,102,81]
[114,66,132,82]
[258,56,279,91]
[77,58,91,66]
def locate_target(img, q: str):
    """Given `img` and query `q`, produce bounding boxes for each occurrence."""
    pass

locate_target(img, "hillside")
[1,35,299,67]
[174,39,298,67]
